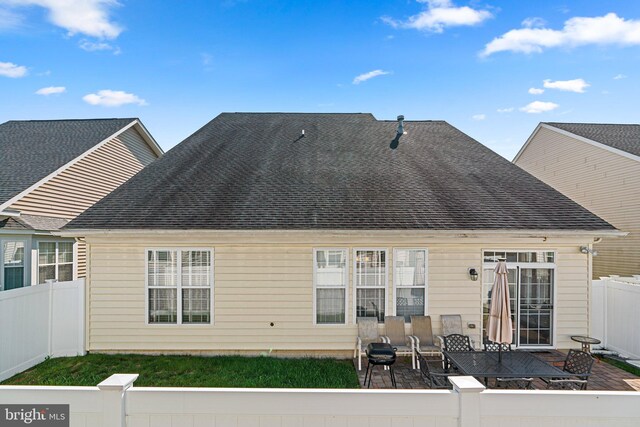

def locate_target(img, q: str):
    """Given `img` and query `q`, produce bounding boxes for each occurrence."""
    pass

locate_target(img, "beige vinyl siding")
[9,127,157,219]
[85,233,592,354]
[515,126,640,278]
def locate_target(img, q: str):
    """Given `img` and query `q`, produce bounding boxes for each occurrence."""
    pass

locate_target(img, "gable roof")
[0,118,161,210]
[66,113,616,232]
[544,122,640,158]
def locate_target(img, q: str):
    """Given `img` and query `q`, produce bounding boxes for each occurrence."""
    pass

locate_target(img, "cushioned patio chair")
[381,316,415,368]
[416,353,459,389]
[354,317,382,371]
[544,349,594,390]
[409,316,441,368]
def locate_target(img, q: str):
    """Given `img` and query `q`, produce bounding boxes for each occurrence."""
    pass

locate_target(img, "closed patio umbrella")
[487,259,512,362]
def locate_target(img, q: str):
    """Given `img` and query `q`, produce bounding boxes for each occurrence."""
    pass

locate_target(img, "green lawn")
[1,354,360,388]
[597,356,640,377]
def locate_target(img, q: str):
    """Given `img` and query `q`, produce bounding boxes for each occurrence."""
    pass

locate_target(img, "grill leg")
[363,362,371,388]
[389,366,397,389]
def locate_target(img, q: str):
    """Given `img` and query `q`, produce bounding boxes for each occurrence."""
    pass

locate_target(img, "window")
[355,249,387,322]
[313,249,347,324]
[38,241,73,284]
[147,249,213,324]
[2,241,25,290]
[394,249,427,322]
[482,250,555,347]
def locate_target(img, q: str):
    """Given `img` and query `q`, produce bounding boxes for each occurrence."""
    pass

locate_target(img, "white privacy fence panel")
[592,277,640,359]
[1,375,640,427]
[0,279,85,382]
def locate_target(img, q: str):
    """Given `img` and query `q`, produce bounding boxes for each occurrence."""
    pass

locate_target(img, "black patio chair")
[416,352,458,389]
[442,334,474,370]
[484,342,513,352]
[494,377,534,389]
[543,349,594,390]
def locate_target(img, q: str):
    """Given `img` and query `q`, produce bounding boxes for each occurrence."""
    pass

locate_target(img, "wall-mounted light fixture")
[468,268,479,281]
[580,246,598,256]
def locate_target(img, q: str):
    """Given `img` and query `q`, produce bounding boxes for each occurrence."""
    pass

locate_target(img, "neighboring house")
[514,123,640,278]
[62,113,622,356]
[0,118,162,291]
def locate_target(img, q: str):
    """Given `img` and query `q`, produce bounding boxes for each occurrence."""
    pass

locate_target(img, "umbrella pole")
[499,345,502,363]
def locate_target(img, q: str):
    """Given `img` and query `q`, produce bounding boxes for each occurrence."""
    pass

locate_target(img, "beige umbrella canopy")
[487,260,513,359]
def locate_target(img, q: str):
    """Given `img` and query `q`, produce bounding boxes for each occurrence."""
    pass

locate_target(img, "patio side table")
[570,335,601,354]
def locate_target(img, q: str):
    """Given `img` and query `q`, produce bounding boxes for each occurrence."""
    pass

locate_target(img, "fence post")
[97,374,139,427]
[449,376,485,427]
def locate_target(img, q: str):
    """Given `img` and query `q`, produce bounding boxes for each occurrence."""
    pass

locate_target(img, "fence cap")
[449,376,485,393]
[98,374,139,391]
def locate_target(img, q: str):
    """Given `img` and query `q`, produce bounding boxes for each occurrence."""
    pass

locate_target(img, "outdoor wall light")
[468,268,479,281]
[580,246,598,256]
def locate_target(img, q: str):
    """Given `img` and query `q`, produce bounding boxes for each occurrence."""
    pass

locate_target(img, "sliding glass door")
[482,251,555,347]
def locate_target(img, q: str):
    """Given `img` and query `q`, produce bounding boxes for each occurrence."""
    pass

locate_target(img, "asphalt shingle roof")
[66,113,614,231]
[0,118,137,207]
[545,122,640,158]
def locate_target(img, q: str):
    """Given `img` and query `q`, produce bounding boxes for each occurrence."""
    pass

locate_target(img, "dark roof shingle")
[545,122,640,157]
[66,113,614,231]
[0,118,137,206]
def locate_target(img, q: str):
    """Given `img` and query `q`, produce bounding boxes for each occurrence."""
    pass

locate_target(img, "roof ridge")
[5,118,138,124]
[545,122,640,126]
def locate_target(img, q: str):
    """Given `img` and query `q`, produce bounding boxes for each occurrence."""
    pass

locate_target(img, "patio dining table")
[443,350,572,383]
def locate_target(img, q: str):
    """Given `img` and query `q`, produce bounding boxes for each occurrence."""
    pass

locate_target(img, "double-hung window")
[38,241,73,284]
[354,249,387,322]
[313,249,347,324]
[2,240,25,290]
[147,249,213,324]
[394,249,427,321]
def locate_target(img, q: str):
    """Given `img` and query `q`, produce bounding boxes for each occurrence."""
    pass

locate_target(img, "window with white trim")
[147,249,213,324]
[38,241,73,284]
[394,249,427,322]
[2,240,25,290]
[313,249,347,324]
[355,249,387,323]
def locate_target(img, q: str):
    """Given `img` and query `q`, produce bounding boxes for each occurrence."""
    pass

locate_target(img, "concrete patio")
[356,350,640,391]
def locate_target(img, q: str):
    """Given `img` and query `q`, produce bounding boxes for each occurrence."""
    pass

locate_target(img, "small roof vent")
[396,115,406,136]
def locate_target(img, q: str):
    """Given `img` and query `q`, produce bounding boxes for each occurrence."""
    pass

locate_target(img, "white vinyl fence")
[0,279,85,381]
[1,375,639,427]
[592,276,640,359]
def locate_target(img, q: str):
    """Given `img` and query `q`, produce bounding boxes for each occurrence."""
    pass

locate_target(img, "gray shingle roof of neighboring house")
[545,122,640,158]
[66,113,615,231]
[0,214,69,231]
[0,118,138,207]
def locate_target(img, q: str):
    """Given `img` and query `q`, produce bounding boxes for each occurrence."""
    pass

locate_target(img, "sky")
[1,0,640,159]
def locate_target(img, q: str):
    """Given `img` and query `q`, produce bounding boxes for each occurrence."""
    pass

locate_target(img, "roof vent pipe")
[396,115,406,135]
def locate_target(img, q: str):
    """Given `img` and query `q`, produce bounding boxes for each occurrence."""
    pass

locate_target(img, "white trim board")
[0,120,163,213]
[513,123,640,164]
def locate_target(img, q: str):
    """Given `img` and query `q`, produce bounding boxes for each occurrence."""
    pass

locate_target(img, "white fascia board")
[514,123,640,164]
[55,228,628,238]
[132,119,164,157]
[512,123,543,163]
[0,120,140,213]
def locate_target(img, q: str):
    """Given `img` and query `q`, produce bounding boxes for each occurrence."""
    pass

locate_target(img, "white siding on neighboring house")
[9,127,159,279]
[84,232,593,355]
[515,126,640,278]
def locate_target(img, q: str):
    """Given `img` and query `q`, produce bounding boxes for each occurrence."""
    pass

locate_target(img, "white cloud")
[381,0,492,33]
[82,89,147,107]
[2,0,122,38]
[0,61,27,77]
[520,101,559,114]
[521,17,546,28]
[482,13,640,56]
[472,114,486,120]
[35,86,65,95]
[496,107,514,113]
[528,87,544,95]
[0,7,23,29]
[543,78,590,93]
[352,69,391,84]
[613,74,627,80]
[79,39,120,54]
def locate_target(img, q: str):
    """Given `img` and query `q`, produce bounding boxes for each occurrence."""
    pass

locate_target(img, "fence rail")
[0,279,85,382]
[1,375,639,427]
